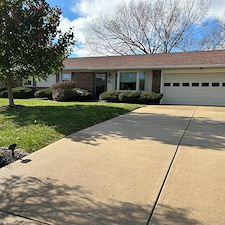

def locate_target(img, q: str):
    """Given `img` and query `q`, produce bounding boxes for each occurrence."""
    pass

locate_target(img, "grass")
[0,98,142,152]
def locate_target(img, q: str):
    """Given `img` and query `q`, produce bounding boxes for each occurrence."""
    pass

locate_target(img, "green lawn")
[0,99,142,152]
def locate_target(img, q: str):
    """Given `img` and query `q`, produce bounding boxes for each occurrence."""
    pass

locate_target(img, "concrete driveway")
[0,105,225,225]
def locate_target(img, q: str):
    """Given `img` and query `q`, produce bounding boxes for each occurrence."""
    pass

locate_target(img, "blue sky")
[45,0,225,57]
[46,0,225,21]
[46,0,80,20]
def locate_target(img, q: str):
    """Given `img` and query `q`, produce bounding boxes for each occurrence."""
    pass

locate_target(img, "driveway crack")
[0,209,52,225]
[146,106,199,225]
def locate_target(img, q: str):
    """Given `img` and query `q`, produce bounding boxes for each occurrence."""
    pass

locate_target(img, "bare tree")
[85,0,211,55]
[192,12,225,51]
[196,20,224,50]
[214,13,225,49]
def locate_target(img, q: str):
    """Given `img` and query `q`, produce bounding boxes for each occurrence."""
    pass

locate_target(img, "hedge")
[119,91,141,103]
[34,88,53,100]
[139,92,163,104]
[0,87,35,99]
[72,88,92,101]
[99,91,163,104]
[0,86,7,93]
[99,91,122,102]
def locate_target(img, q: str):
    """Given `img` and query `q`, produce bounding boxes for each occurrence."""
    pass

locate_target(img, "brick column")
[152,70,161,93]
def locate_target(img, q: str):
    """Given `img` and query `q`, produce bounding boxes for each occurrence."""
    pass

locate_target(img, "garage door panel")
[161,73,225,106]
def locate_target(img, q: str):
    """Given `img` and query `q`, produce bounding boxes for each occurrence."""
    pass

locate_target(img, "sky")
[46,0,225,57]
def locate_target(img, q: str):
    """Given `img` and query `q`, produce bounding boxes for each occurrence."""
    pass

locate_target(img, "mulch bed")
[0,147,29,168]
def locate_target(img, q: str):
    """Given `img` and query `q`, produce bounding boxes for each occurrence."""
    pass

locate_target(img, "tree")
[85,0,211,56]
[190,11,225,51]
[0,0,75,107]
[194,19,224,51]
[214,14,225,49]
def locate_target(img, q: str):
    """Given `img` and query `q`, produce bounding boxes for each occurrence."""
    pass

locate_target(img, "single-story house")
[24,50,225,106]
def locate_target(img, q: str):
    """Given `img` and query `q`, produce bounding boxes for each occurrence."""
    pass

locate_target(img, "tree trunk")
[6,74,15,107]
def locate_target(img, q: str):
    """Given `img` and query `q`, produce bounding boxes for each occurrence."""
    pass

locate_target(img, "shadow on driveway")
[68,111,225,150]
[0,176,203,225]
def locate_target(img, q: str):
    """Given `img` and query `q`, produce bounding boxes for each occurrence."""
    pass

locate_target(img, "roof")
[63,50,225,70]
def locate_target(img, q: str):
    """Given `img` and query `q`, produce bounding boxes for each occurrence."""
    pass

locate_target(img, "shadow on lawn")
[2,105,225,150]
[1,104,131,136]
[0,175,203,225]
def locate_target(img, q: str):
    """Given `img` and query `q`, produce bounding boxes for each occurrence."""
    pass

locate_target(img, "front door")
[95,73,107,99]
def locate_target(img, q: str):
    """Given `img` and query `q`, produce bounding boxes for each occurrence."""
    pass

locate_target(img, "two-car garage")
[161,70,225,106]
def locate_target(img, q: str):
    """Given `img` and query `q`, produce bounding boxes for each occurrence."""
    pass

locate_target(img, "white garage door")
[161,72,225,105]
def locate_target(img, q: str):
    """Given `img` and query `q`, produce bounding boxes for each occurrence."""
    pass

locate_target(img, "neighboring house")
[24,50,225,106]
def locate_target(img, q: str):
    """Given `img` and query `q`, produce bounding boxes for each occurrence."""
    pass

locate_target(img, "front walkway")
[0,105,225,225]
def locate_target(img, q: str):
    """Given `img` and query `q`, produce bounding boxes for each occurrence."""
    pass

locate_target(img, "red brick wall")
[73,72,94,93]
[152,70,161,93]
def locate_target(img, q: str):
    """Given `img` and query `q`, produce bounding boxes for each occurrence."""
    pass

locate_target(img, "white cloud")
[60,16,91,43]
[71,0,131,17]
[61,0,225,57]
[208,0,225,18]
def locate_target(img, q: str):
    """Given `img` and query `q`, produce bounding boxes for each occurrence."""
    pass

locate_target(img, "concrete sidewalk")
[0,105,224,225]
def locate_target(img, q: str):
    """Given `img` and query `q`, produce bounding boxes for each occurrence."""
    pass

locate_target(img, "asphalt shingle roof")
[63,50,225,70]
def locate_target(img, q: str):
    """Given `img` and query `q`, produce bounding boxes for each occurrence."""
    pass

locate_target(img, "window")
[139,72,145,90]
[173,83,180,87]
[192,83,199,87]
[23,78,32,86]
[164,83,170,87]
[202,83,209,87]
[118,72,146,91]
[120,72,137,90]
[23,80,32,86]
[61,73,71,81]
[212,82,219,87]
[223,83,225,87]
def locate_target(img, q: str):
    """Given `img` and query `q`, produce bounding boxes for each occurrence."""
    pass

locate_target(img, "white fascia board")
[63,64,225,71]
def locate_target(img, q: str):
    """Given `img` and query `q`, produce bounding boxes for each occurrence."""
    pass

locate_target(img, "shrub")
[51,81,77,101]
[139,92,163,104]
[0,86,7,93]
[0,90,8,98]
[99,91,122,102]
[34,88,52,100]
[0,86,7,98]
[119,91,141,103]
[0,87,35,99]
[72,88,92,101]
